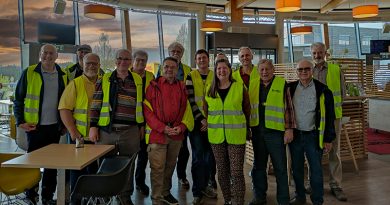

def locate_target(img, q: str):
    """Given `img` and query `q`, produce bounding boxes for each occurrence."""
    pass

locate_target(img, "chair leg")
[343,124,359,173]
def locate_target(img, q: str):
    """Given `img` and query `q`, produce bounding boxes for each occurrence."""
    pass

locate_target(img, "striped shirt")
[185,72,208,122]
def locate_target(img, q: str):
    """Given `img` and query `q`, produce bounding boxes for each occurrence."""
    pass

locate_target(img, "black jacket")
[14,62,67,129]
[288,79,336,144]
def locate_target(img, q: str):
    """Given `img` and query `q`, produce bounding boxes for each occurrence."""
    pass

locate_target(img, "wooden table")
[1,144,114,205]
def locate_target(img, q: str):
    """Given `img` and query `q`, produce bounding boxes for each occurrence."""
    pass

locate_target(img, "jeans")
[188,123,214,197]
[289,130,324,205]
[135,137,149,187]
[251,125,289,204]
[176,133,189,180]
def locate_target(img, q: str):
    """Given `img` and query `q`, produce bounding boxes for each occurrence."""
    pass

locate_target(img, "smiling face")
[239,48,253,67]
[215,61,231,82]
[311,45,326,65]
[169,46,184,62]
[162,59,178,82]
[296,60,314,82]
[115,50,132,72]
[195,53,209,70]
[258,61,275,84]
[83,54,100,79]
[40,44,58,67]
[132,54,148,72]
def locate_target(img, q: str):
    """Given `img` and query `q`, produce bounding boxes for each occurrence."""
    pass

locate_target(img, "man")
[289,59,336,205]
[215,52,229,62]
[131,50,155,196]
[14,44,67,205]
[232,47,258,88]
[249,59,295,205]
[58,53,101,197]
[89,49,144,205]
[144,57,193,205]
[186,49,217,204]
[65,44,92,81]
[157,42,192,189]
[311,42,347,201]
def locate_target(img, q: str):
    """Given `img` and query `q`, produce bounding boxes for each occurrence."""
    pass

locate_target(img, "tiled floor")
[2,136,390,205]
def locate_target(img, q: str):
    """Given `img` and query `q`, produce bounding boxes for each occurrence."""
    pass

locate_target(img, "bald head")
[40,44,58,68]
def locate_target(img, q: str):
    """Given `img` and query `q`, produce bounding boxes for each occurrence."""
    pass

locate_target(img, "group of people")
[13,41,347,205]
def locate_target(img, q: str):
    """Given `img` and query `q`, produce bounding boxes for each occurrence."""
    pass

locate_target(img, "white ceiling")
[177,0,390,10]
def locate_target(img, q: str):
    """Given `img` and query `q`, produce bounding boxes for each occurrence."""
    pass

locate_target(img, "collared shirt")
[313,62,346,101]
[259,76,296,130]
[239,67,250,88]
[293,79,316,131]
[40,69,59,125]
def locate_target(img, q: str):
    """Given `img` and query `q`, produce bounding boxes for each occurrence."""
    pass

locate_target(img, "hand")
[19,123,37,132]
[284,129,294,144]
[139,126,145,140]
[323,143,333,153]
[246,128,252,141]
[172,126,182,135]
[200,119,208,132]
[89,127,99,143]
[164,126,173,135]
[69,130,82,141]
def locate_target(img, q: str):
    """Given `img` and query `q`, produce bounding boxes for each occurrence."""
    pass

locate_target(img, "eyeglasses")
[85,62,99,66]
[116,57,132,61]
[297,67,312,72]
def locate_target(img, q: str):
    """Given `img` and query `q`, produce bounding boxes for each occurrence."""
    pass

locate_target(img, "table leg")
[57,169,66,205]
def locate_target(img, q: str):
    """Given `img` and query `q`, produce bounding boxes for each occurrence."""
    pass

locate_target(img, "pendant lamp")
[276,0,301,12]
[291,26,313,35]
[84,4,115,20]
[352,5,379,18]
[200,20,223,32]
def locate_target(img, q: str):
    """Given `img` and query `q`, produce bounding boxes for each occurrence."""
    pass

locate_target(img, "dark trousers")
[289,130,324,205]
[26,124,61,200]
[251,125,289,204]
[176,132,189,180]
[188,124,214,197]
[135,137,149,186]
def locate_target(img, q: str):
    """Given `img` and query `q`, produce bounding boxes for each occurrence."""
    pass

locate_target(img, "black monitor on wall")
[370,40,390,54]
[37,21,75,45]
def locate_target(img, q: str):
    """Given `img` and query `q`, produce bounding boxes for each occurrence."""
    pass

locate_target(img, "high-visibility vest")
[65,63,78,81]
[24,64,67,124]
[250,76,286,130]
[232,66,259,126]
[326,63,343,119]
[189,70,214,116]
[97,72,144,126]
[145,71,154,92]
[73,76,90,138]
[318,94,326,149]
[144,100,194,144]
[205,82,247,145]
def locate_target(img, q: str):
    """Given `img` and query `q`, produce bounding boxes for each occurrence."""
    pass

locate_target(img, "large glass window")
[328,23,358,58]
[0,0,21,100]
[359,23,390,54]
[290,23,323,61]
[79,3,122,72]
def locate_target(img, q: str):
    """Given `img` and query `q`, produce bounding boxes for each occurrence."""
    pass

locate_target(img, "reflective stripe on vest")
[24,65,67,124]
[190,70,214,116]
[232,66,260,127]
[73,77,89,137]
[318,94,326,149]
[97,72,144,126]
[264,77,285,131]
[326,63,342,119]
[205,82,247,145]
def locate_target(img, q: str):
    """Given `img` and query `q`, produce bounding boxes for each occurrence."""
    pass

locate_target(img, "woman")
[204,58,251,205]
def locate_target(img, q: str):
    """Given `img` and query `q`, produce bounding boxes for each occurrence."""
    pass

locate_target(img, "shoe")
[290,198,306,205]
[192,196,204,205]
[179,178,190,189]
[41,199,57,205]
[136,184,150,196]
[161,193,179,205]
[331,187,347,201]
[201,185,217,199]
[248,198,266,205]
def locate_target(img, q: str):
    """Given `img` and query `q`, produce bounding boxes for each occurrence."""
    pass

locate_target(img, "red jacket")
[144,77,188,144]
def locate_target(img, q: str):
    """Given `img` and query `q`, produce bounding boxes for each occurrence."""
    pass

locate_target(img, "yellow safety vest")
[326,63,343,119]
[189,70,214,116]
[318,94,326,149]
[145,71,154,92]
[97,72,144,126]
[73,76,90,138]
[232,66,259,126]
[205,82,247,145]
[144,100,194,144]
[24,64,67,124]
[250,76,286,130]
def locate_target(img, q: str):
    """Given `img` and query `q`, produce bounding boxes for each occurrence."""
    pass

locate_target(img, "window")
[362,36,372,46]
[339,35,350,45]
[359,23,390,54]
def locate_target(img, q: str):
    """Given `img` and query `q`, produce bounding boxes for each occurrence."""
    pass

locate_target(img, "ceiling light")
[291,26,313,35]
[276,0,301,12]
[352,5,379,19]
[200,20,223,32]
[84,4,115,20]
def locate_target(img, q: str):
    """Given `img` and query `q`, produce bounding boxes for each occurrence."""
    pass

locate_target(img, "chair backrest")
[71,153,137,200]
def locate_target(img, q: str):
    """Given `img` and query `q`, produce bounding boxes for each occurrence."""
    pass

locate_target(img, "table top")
[0,100,12,105]
[1,144,114,170]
